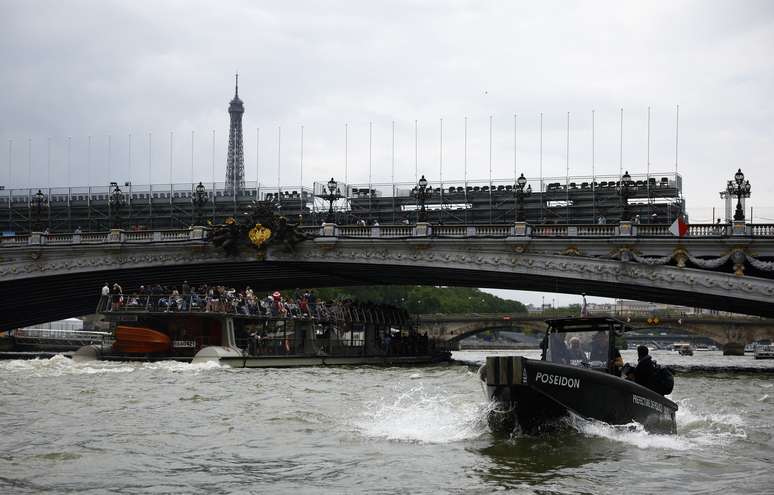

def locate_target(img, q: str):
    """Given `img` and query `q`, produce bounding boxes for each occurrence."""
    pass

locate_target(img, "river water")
[0,350,772,494]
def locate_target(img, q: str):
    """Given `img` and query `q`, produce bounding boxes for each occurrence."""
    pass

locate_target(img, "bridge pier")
[722,343,745,356]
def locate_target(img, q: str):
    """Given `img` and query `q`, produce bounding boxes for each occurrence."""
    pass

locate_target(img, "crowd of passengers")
[100,282,412,324]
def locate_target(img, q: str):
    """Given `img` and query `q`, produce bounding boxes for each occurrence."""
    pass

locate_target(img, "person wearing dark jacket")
[633,345,657,389]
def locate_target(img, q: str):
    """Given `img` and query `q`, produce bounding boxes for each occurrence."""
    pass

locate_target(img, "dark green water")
[0,350,771,494]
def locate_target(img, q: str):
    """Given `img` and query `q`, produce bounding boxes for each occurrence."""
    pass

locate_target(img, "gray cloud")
[1,0,772,220]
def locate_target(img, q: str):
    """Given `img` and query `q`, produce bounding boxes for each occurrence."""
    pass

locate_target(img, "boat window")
[546,330,611,368]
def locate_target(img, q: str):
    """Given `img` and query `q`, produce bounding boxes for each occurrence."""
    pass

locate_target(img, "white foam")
[142,359,222,373]
[572,417,693,451]
[570,396,749,451]
[0,354,135,377]
[353,385,487,444]
[676,398,746,429]
[0,354,222,377]
[675,398,747,447]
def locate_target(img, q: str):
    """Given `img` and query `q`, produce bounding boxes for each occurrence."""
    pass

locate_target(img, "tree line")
[313,286,528,315]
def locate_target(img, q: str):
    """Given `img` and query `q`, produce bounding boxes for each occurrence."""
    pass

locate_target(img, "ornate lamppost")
[32,189,47,231]
[514,173,532,222]
[193,181,208,225]
[617,171,635,221]
[727,168,751,221]
[109,182,125,229]
[414,175,432,222]
[320,177,342,223]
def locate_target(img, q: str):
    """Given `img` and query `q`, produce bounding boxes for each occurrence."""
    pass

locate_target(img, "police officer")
[633,345,657,389]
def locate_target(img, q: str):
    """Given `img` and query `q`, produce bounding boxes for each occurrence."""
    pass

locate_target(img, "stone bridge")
[414,313,774,346]
[2,221,774,330]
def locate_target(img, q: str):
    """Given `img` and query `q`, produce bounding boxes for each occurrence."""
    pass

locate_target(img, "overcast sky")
[2,0,773,306]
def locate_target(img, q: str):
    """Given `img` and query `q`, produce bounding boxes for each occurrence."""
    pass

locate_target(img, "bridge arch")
[3,235,774,329]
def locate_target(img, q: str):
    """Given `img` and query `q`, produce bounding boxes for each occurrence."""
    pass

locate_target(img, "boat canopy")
[544,316,631,335]
[541,317,628,372]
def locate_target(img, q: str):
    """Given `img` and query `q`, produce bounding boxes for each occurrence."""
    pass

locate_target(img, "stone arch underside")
[419,321,546,343]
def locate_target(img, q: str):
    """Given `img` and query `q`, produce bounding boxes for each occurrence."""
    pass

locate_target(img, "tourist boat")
[74,293,450,367]
[479,317,677,434]
[753,344,774,360]
[673,342,694,356]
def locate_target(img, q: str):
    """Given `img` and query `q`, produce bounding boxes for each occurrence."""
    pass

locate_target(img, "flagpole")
[513,112,517,182]
[591,110,597,221]
[619,108,624,180]
[539,112,543,223]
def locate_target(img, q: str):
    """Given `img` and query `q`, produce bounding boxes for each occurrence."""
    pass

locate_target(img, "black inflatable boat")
[479,317,677,434]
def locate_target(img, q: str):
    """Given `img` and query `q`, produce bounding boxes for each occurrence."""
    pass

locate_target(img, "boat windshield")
[545,329,611,368]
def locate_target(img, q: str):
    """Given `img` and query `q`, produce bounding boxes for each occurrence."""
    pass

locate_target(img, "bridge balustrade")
[631,225,669,236]
[474,225,512,236]
[687,224,725,237]
[531,225,569,237]
[432,225,468,237]
[751,224,774,237]
[380,225,414,237]
[4,221,774,249]
[337,226,372,237]
[124,231,155,241]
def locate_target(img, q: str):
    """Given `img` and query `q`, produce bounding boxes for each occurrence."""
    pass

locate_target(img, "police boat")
[479,317,677,434]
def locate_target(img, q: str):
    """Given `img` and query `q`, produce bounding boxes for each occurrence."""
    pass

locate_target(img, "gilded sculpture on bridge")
[210,200,310,256]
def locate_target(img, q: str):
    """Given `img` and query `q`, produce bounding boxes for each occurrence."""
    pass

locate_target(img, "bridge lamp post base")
[414,222,431,237]
[618,221,633,237]
[732,220,748,236]
[108,229,125,243]
[189,226,207,240]
[511,222,529,237]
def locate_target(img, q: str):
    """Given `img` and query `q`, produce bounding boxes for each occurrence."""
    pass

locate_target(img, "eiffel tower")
[225,73,245,194]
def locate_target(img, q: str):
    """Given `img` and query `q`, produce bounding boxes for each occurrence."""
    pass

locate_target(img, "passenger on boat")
[546,333,569,363]
[248,329,258,356]
[101,282,110,309]
[589,331,608,361]
[612,350,624,375]
[567,337,587,363]
[111,283,123,309]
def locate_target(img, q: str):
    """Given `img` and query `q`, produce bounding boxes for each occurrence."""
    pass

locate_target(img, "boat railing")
[12,328,111,341]
[317,339,366,356]
[100,293,410,328]
[236,337,297,356]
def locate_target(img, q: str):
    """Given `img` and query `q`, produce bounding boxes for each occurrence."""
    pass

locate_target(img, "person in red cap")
[272,291,282,316]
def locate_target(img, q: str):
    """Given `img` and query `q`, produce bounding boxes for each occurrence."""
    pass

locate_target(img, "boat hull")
[754,346,774,359]
[220,353,450,368]
[480,355,677,434]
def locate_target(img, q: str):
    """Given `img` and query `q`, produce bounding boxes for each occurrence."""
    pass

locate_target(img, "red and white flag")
[669,216,689,237]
